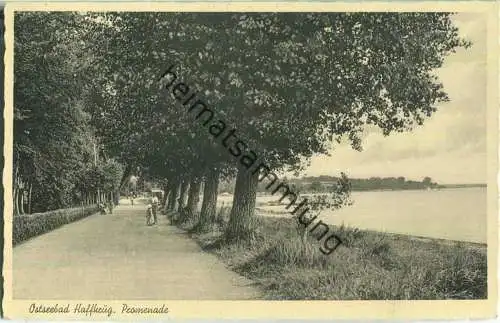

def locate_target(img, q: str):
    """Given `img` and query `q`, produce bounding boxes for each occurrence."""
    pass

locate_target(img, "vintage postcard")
[2,1,498,320]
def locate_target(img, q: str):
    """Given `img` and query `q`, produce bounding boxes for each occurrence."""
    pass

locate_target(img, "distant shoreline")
[437,183,487,189]
[270,184,487,194]
[218,175,486,195]
[349,184,486,192]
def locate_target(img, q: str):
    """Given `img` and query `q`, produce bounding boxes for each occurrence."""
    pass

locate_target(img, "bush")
[13,205,99,246]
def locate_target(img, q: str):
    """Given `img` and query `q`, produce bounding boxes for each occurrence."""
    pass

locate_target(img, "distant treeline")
[218,175,486,194]
[292,176,439,192]
[438,183,486,189]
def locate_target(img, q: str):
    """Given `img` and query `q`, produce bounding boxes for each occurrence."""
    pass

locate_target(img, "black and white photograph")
[3,2,498,320]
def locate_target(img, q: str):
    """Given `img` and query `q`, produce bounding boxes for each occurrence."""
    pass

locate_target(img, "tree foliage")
[14,12,125,212]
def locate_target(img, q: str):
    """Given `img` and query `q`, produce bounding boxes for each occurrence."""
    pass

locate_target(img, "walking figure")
[146,204,153,226]
[130,193,134,206]
[151,194,159,225]
[107,199,114,214]
[98,202,107,215]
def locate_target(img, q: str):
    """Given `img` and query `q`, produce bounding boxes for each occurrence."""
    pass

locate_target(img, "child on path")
[98,202,107,215]
[146,204,153,226]
[107,199,114,214]
[151,194,159,225]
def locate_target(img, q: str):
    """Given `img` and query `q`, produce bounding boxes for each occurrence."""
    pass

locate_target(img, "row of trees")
[14,13,124,214]
[15,12,468,239]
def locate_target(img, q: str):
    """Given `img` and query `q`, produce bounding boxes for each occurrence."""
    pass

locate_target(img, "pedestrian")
[130,193,134,206]
[146,204,153,226]
[107,199,114,214]
[151,194,159,225]
[98,202,107,215]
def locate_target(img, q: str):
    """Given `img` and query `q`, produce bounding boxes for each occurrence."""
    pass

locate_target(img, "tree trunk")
[13,165,19,216]
[16,174,23,214]
[17,189,22,215]
[19,189,25,215]
[13,188,18,216]
[161,182,169,206]
[177,179,189,213]
[168,180,180,211]
[28,183,32,214]
[165,185,172,209]
[119,164,132,189]
[163,185,171,211]
[114,190,120,205]
[183,177,201,223]
[225,167,259,242]
[197,168,220,231]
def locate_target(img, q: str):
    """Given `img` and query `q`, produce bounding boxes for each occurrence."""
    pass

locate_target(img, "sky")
[302,13,487,184]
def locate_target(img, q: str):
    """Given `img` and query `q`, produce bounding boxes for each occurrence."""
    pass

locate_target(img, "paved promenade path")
[13,203,261,300]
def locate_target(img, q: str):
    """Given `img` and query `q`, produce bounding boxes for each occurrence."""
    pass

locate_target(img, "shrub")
[335,223,366,247]
[13,205,99,246]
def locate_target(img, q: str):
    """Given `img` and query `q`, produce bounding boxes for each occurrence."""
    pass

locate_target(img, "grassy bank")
[180,211,487,300]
